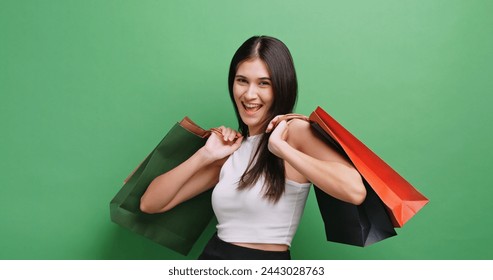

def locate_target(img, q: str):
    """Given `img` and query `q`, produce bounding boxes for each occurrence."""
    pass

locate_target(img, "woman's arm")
[267,118,366,205]
[140,127,243,213]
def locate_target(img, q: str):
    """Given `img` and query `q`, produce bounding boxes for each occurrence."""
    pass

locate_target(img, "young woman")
[140,36,366,260]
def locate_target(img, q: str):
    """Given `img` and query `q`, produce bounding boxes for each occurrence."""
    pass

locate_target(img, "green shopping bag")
[110,117,215,255]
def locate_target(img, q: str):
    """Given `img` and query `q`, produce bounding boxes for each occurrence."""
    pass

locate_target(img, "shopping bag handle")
[124,117,212,184]
[180,116,212,138]
[266,113,310,133]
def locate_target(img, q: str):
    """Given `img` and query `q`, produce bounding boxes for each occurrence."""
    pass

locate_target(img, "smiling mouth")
[242,102,262,114]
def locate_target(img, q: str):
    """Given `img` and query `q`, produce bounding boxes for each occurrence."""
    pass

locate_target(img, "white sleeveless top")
[211,134,311,246]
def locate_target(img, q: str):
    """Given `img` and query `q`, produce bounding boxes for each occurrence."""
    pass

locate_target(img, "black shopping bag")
[311,121,397,246]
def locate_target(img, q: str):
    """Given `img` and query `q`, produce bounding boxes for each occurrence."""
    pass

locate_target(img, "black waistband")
[198,233,291,260]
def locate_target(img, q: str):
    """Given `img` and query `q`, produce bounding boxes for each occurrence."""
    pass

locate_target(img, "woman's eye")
[259,81,270,86]
[236,78,248,84]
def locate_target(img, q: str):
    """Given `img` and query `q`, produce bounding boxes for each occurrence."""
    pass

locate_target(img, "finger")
[267,114,309,133]
[277,120,287,130]
[270,120,286,135]
[227,129,236,142]
[217,127,239,142]
[266,115,282,133]
[222,128,231,141]
[281,121,289,140]
[279,114,309,123]
[215,126,225,136]
[210,127,227,141]
[232,135,244,149]
[228,128,240,141]
[218,126,231,141]
[210,128,222,138]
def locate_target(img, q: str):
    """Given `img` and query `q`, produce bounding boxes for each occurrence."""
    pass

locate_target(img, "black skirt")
[198,233,291,260]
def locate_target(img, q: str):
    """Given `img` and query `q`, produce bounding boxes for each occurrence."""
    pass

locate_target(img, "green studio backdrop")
[1,0,492,260]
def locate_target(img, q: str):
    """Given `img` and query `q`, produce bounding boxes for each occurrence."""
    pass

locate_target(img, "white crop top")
[211,134,311,246]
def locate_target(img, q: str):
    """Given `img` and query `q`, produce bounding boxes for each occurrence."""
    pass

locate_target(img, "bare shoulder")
[286,118,316,149]
[287,118,351,164]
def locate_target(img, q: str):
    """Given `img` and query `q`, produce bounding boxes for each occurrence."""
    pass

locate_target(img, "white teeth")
[244,103,261,109]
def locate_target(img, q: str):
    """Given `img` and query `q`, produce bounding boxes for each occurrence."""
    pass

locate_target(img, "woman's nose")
[244,85,257,99]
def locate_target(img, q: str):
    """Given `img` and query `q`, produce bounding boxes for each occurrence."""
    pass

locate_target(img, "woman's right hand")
[201,126,243,162]
[141,126,242,214]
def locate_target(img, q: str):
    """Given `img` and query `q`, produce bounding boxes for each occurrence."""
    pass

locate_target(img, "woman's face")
[233,58,274,136]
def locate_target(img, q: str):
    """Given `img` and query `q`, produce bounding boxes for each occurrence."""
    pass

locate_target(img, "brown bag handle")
[276,113,309,123]
[266,113,310,132]
[180,116,212,138]
[124,117,212,183]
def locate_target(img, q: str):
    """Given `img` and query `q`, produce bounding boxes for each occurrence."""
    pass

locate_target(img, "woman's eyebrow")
[235,75,271,80]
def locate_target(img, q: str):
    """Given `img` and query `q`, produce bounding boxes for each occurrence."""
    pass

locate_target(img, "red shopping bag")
[309,106,429,227]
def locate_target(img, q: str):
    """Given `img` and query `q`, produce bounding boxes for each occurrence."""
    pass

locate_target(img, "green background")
[1,0,492,260]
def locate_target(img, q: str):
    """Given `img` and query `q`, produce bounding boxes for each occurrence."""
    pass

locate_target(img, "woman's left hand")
[267,119,288,158]
[266,114,308,158]
[266,114,309,133]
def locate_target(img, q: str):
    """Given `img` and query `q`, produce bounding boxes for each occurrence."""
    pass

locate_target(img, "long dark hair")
[228,36,298,203]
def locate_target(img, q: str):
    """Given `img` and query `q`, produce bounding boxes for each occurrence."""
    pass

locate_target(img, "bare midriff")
[232,242,289,252]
